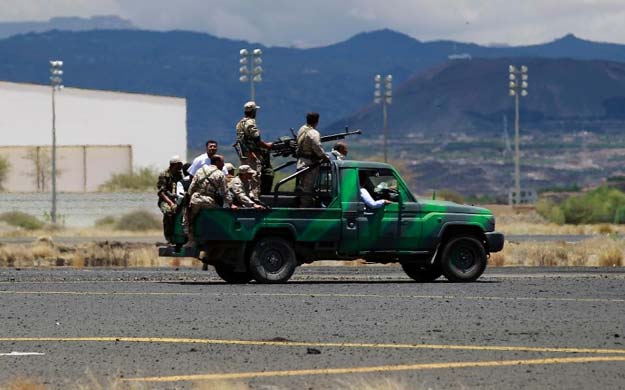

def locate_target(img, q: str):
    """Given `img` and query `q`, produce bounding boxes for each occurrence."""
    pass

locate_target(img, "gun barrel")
[319,129,362,143]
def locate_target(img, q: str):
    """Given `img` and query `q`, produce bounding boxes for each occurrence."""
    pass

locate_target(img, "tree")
[0,155,9,191]
[22,147,62,192]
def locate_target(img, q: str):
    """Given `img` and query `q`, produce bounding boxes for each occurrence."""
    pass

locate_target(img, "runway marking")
[0,289,623,304]
[1,337,625,356]
[0,351,45,356]
[123,356,625,382]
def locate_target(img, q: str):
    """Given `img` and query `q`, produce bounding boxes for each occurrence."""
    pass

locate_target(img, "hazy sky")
[2,0,625,47]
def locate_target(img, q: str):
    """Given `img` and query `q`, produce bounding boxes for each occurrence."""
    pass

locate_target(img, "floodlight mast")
[239,48,263,101]
[374,74,392,162]
[49,60,64,224]
[508,64,529,205]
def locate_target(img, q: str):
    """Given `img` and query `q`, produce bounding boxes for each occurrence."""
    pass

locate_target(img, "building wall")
[0,145,131,192]
[0,81,187,171]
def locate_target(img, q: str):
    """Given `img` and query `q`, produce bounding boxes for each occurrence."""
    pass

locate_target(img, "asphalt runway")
[1,267,624,389]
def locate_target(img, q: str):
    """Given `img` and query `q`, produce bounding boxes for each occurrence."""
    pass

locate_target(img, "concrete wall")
[0,81,187,171]
[0,145,131,192]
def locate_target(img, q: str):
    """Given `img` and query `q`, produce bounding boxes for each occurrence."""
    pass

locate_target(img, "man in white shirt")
[188,140,229,176]
[358,171,393,209]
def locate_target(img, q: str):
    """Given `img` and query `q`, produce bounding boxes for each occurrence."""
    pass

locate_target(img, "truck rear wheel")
[249,237,297,284]
[214,263,252,284]
[440,236,487,282]
[401,263,443,282]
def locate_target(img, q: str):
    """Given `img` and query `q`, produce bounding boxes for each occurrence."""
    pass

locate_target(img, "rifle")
[271,127,362,159]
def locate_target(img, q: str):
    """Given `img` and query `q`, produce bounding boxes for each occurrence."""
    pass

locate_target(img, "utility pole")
[49,60,64,224]
[508,65,528,205]
[239,48,263,101]
[374,74,393,163]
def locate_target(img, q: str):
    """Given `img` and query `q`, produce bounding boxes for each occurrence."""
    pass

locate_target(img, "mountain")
[330,57,625,137]
[0,16,135,39]
[0,28,625,151]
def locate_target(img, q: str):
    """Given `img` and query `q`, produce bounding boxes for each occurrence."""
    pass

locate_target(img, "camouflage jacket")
[156,169,182,205]
[296,124,326,169]
[228,176,259,207]
[189,165,232,205]
[236,117,262,155]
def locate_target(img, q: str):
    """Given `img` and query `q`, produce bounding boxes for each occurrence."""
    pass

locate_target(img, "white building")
[0,81,186,192]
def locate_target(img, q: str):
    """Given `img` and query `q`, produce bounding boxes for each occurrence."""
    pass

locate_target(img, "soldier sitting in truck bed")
[229,165,265,210]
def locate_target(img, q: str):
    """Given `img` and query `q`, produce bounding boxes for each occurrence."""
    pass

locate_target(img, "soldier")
[229,165,265,209]
[224,162,236,185]
[296,112,328,207]
[157,156,183,243]
[235,101,272,196]
[185,154,237,247]
[330,141,348,161]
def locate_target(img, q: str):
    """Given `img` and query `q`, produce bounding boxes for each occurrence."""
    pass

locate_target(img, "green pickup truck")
[160,160,504,284]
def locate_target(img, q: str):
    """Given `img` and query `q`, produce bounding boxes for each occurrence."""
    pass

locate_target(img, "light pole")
[508,65,528,205]
[49,60,64,224]
[374,74,392,162]
[239,48,263,101]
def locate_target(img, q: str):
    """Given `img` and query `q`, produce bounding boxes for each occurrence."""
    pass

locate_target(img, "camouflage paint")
[169,160,498,258]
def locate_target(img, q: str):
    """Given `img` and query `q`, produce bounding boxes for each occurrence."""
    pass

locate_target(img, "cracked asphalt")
[0,266,624,389]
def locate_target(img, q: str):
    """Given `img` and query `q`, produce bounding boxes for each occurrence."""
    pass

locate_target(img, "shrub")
[535,198,566,225]
[94,215,117,227]
[114,210,160,231]
[614,206,625,224]
[437,189,464,204]
[98,167,159,192]
[0,211,44,230]
[0,155,9,191]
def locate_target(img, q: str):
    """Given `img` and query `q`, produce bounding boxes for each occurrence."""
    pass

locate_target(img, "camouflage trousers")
[240,157,262,197]
[298,165,319,208]
[185,194,219,241]
[158,202,177,243]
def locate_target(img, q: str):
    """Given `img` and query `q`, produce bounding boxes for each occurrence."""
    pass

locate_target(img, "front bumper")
[485,232,504,252]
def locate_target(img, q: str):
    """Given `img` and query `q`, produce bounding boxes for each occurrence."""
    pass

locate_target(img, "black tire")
[401,263,443,282]
[440,236,487,282]
[248,237,297,284]
[214,263,252,284]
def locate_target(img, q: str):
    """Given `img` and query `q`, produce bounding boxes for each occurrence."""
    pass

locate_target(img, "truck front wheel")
[440,236,487,282]
[401,263,443,282]
[249,237,297,284]
[214,263,253,284]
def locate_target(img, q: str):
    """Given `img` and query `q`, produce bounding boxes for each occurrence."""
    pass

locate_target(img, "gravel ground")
[0,266,624,389]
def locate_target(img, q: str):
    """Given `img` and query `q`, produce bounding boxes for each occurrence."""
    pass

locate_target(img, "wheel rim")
[450,243,477,273]
[261,248,285,273]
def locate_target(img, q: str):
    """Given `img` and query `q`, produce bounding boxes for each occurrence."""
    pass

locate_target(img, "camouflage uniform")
[185,165,231,243]
[235,116,263,196]
[296,124,327,207]
[156,169,182,242]
[228,176,260,207]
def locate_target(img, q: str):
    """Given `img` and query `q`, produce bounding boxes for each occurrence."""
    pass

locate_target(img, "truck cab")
[161,160,504,284]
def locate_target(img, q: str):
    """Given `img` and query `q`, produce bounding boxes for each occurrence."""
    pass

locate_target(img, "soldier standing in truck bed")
[235,101,272,196]
[157,156,183,243]
[296,112,328,207]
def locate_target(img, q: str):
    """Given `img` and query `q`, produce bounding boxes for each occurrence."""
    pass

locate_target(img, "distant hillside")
[1,28,625,150]
[331,58,625,138]
[0,16,135,39]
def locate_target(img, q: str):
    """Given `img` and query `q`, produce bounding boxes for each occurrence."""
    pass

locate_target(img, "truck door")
[355,168,401,252]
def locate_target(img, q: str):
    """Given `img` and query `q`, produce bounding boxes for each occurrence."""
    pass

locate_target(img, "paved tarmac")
[0,266,624,389]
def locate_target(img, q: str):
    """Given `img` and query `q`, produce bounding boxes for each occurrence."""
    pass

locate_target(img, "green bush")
[114,210,160,231]
[98,167,159,192]
[94,215,117,227]
[0,155,9,191]
[537,186,625,225]
[0,211,44,230]
[437,189,464,204]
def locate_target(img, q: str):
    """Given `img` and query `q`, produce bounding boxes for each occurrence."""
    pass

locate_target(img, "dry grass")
[0,227,162,239]
[491,237,624,267]
[485,204,625,235]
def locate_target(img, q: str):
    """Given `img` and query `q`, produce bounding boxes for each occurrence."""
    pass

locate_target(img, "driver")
[358,171,393,209]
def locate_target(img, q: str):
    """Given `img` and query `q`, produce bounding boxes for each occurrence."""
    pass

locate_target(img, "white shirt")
[359,188,386,209]
[188,153,228,176]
